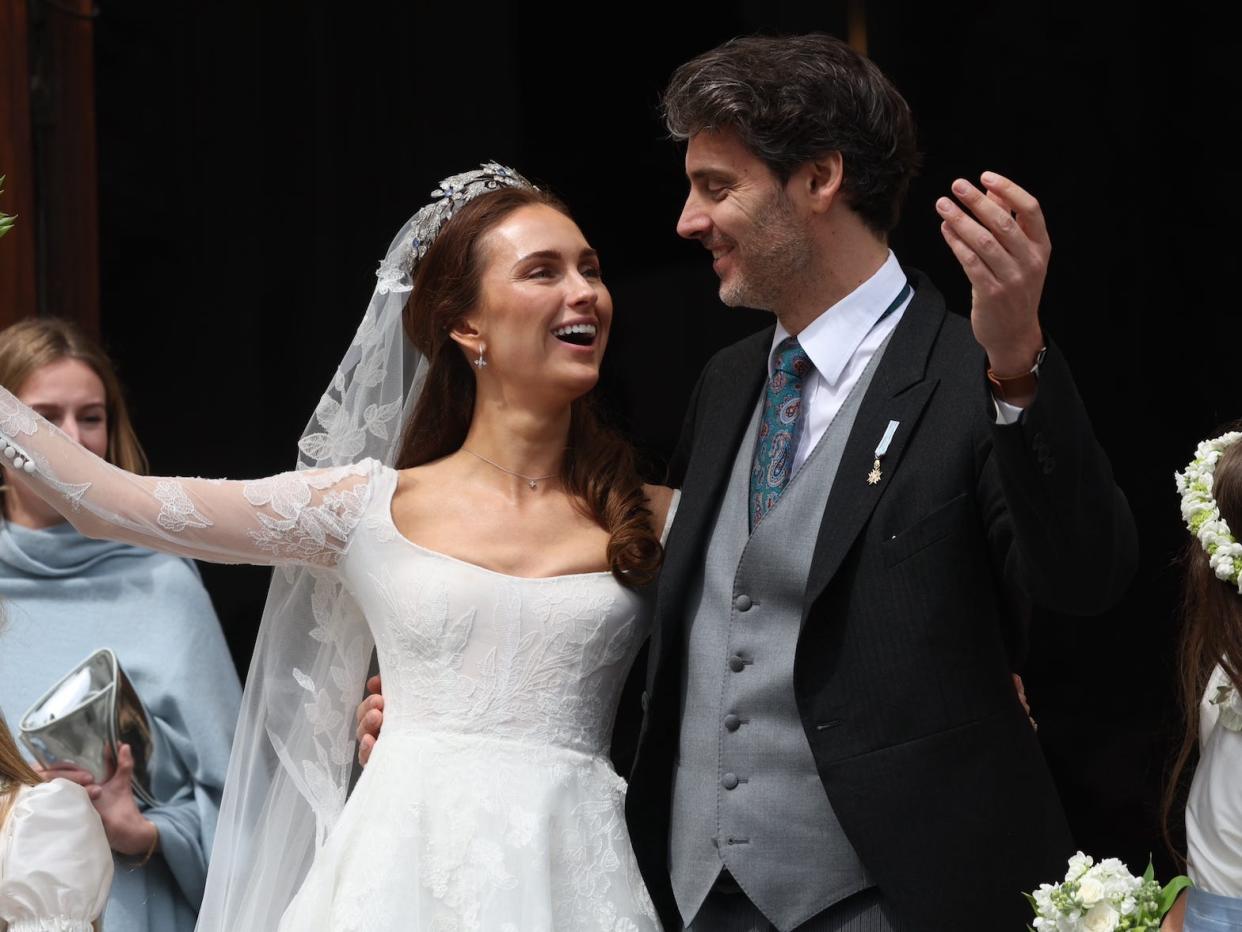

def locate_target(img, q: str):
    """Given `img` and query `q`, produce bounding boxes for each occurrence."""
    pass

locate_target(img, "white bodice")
[342,465,652,758]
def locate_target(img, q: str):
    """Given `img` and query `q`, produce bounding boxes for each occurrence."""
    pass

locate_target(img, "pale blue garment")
[0,520,241,932]
[1186,887,1242,930]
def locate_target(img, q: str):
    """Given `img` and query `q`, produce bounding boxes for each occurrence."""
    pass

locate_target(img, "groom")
[622,34,1137,932]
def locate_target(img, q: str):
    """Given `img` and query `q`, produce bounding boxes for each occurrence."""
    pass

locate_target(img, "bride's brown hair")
[394,186,662,588]
[1162,426,1242,864]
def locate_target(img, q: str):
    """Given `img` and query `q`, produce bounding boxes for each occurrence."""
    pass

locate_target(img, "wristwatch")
[986,346,1046,404]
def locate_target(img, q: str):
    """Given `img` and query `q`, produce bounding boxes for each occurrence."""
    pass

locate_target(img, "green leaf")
[1159,876,1193,915]
[0,174,12,239]
[1143,858,1155,883]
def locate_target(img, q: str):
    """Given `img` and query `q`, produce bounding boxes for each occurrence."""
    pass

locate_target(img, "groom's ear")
[799,151,845,215]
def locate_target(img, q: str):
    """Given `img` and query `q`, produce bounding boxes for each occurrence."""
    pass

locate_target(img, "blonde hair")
[1,717,41,790]
[0,318,148,517]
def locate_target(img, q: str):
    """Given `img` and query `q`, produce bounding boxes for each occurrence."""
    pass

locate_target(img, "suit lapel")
[802,270,946,615]
[657,329,771,638]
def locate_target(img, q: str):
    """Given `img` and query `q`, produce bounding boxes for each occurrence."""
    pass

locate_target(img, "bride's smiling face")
[457,204,612,403]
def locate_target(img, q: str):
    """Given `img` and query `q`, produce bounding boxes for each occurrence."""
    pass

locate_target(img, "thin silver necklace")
[463,448,559,490]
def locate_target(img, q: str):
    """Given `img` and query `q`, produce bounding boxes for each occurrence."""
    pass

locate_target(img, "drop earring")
[473,342,488,369]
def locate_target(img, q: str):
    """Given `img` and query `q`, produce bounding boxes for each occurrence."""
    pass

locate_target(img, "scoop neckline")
[380,467,615,582]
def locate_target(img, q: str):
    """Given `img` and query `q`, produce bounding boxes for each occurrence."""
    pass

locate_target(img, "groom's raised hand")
[355,674,384,767]
[936,172,1048,401]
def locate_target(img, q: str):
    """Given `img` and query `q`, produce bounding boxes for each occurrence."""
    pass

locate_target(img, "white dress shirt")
[768,251,1022,475]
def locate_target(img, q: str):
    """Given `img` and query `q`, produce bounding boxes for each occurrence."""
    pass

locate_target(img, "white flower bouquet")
[1026,852,1191,932]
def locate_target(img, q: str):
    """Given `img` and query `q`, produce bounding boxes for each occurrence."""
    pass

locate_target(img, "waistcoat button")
[734,594,752,612]
[724,713,741,732]
[728,655,745,673]
[722,773,739,790]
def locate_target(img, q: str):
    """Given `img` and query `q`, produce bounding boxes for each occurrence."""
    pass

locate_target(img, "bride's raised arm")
[0,383,374,568]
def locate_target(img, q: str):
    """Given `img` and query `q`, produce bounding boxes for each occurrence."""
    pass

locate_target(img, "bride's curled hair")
[395,185,663,588]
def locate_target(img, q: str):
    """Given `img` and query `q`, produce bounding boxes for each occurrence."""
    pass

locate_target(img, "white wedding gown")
[0,388,665,931]
[280,465,664,931]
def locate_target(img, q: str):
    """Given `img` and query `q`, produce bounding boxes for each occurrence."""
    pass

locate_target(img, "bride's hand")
[355,675,384,767]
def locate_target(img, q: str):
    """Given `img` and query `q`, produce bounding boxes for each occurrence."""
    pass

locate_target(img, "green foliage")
[0,175,15,239]
[1159,875,1193,915]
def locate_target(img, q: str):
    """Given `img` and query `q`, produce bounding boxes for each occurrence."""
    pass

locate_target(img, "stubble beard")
[717,189,814,312]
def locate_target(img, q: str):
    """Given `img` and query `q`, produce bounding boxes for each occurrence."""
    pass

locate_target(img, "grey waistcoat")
[670,333,892,932]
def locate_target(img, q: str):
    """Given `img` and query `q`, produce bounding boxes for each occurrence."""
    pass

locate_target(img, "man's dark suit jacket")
[624,269,1138,931]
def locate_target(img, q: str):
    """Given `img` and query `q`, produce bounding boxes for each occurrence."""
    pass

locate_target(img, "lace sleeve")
[0,385,373,568]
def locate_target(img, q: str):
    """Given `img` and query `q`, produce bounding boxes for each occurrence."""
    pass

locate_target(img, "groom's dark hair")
[661,33,921,236]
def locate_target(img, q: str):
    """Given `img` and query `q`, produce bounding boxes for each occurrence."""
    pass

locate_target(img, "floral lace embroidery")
[0,393,38,437]
[44,475,93,510]
[371,568,641,754]
[243,463,372,566]
[0,403,94,509]
[298,392,400,464]
[362,511,397,543]
[153,479,213,531]
[1211,681,1242,732]
[281,572,372,845]
[326,749,656,932]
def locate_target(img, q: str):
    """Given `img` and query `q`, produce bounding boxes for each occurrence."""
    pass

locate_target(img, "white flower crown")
[1176,430,1242,593]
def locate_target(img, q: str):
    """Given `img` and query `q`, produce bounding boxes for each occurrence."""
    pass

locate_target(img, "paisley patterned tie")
[750,336,815,530]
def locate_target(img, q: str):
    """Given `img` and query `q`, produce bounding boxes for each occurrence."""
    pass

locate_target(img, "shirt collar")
[769,250,908,387]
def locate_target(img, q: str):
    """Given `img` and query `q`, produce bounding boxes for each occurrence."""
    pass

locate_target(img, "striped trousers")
[684,874,908,932]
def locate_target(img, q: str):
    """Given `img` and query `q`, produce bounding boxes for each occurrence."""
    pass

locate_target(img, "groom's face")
[676,128,812,312]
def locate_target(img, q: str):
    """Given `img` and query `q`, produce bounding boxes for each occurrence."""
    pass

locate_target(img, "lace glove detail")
[0,384,373,567]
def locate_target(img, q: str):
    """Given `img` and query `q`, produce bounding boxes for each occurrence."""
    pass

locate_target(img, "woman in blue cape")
[0,318,241,932]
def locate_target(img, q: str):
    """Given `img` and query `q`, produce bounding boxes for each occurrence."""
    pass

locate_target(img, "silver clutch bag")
[18,647,162,807]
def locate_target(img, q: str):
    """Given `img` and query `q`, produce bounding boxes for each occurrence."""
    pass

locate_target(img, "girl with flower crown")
[1162,426,1242,930]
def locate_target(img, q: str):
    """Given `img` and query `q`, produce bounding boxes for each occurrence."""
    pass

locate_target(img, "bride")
[0,164,675,931]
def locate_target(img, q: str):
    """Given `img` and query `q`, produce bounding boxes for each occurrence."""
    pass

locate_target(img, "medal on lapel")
[867,420,900,485]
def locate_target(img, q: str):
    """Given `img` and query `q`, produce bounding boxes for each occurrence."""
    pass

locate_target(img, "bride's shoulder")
[390,461,453,517]
[391,461,444,495]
